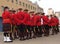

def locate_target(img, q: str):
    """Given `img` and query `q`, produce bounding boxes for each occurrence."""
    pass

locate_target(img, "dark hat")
[12,10,16,13]
[9,10,12,12]
[46,15,49,17]
[50,15,53,16]
[30,11,34,13]
[35,12,41,14]
[4,6,9,9]
[24,9,28,11]
[18,8,22,10]
[41,13,45,15]
[36,12,42,14]
[42,13,45,14]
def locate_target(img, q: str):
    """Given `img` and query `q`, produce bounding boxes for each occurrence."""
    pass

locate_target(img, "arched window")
[26,4,27,8]
[19,1,21,5]
[23,2,24,6]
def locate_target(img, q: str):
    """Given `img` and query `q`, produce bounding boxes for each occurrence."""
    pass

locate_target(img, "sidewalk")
[0,32,60,44]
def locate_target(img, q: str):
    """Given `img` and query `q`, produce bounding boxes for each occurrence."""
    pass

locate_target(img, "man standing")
[29,11,35,38]
[34,12,42,37]
[54,16,59,33]
[2,6,12,42]
[41,13,49,36]
[23,9,31,40]
[16,8,25,40]
[49,15,57,35]
[11,10,17,40]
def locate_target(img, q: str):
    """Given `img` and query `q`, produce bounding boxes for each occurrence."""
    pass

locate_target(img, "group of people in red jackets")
[2,6,59,42]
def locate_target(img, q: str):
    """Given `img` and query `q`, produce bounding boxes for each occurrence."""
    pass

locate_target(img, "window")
[16,0,18,4]
[31,6,32,10]
[28,5,30,9]
[11,0,14,3]
[19,1,21,5]
[23,2,24,6]
[26,4,27,8]
[33,7,34,10]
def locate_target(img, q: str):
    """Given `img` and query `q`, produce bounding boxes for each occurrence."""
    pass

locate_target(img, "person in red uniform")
[11,10,18,40]
[16,8,26,40]
[29,11,35,38]
[41,13,50,36]
[23,9,31,39]
[54,16,59,33]
[2,7,12,42]
[49,15,57,35]
[34,13,38,37]
[53,16,59,34]
[34,12,43,37]
[34,13,39,37]
[30,11,36,38]
[8,10,13,41]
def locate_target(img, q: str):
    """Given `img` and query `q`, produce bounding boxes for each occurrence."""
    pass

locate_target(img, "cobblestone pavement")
[0,32,60,44]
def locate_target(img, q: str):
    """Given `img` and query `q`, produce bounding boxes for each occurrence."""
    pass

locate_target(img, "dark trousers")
[12,25,18,39]
[26,25,32,39]
[31,26,36,38]
[34,26,38,37]
[56,25,59,32]
[51,26,57,35]
[17,24,25,40]
[38,26,43,36]
[44,25,49,36]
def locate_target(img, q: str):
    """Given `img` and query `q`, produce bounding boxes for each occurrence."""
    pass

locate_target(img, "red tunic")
[22,12,30,25]
[49,17,56,26]
[55,17,59,25]
[42,15,49,25]
[2,11,11,24]
[30,15,35,26]
[16,11,24,25]
[11,13,16,25]
[34,15,41,26]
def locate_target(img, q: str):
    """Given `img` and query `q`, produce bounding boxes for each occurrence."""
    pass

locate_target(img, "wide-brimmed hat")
[18,8,22,10]
[4,6,9,10]
[24,9,28,11]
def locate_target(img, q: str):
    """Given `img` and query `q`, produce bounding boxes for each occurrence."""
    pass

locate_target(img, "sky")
[29,0,60,14]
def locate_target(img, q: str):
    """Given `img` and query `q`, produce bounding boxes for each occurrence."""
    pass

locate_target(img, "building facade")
[0,0,43,17]
[47,8,54,15]
[36,5,44,13]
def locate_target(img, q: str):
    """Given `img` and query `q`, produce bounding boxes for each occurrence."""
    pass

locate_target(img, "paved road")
[0,32,60,44]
